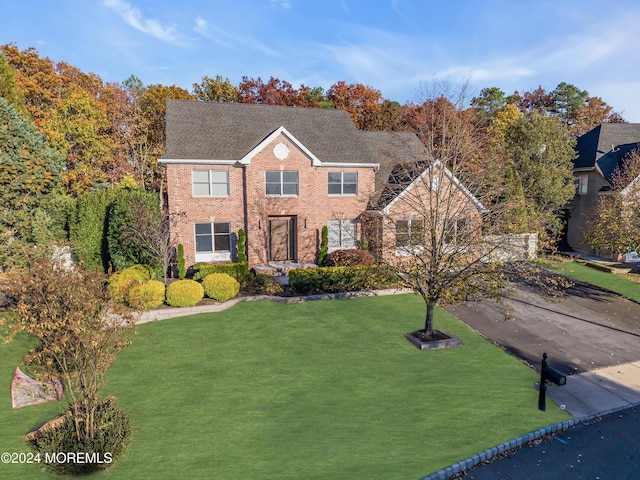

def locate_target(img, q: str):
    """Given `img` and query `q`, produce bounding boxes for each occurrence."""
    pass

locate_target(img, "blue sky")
[2,0,640,121]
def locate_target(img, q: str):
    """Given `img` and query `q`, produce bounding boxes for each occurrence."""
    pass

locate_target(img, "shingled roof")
[575,123,640,183]
[164,100,401,165]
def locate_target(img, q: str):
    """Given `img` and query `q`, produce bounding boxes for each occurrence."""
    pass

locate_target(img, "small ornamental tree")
[318,226,329,266]
[237,228,247,263]
[0,255,138,471]
[177,243,186,279]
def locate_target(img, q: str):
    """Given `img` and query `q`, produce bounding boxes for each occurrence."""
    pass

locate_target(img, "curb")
[419,402,640,480]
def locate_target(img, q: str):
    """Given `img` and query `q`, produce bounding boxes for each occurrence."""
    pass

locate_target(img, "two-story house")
[159,100,427,268]
[566,123,640,255]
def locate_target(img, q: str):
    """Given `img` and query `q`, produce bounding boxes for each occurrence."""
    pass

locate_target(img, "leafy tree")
[570,96,626,136]
[0,97,64,239]
[193,74,240,102]
[551,82,588,126]
[1,256,136,464]
[584,149,640,255]
[471,86,507,124]
[501,110,577,244]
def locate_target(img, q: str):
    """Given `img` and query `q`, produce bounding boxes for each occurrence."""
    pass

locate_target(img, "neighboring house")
[566,123,640,255]
[159,100,426,268]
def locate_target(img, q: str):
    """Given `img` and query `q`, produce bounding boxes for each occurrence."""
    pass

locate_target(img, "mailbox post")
[538,352,566,411]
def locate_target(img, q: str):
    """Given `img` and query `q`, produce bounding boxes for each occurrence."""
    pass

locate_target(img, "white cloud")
[103,0,185,45]
[193,15,279,57]
[270,0,291,8]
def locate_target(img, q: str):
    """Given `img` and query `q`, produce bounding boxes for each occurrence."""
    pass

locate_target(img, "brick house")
[159,100,426,268]
[565,123,640,256]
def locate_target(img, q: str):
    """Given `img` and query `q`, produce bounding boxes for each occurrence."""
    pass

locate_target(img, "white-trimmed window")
[193,170,229,196]
[328,172,358,195]
[194,222,231,262]
[396,219,424,249]
[328,219,356,250]
[444,218,469,245]
[577,174,588,195]
[266,171,298,196]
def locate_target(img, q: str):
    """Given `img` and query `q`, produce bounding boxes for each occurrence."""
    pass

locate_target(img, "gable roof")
[379,160,488,215]
[162,100,404,166]
[574,123,640,183]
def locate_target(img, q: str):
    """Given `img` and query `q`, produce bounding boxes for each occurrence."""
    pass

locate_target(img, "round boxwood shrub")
[166,279,204,307]
[202,273,240,302]
[107,264,154,304]
[127,279,165,310]
[28,398,133,475]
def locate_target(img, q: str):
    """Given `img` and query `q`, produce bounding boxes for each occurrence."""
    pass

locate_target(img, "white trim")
[159,158,239,165]
[320,162,379,169]
[621,174,640,196]
[381,160,488,215]
[240,126,321,166]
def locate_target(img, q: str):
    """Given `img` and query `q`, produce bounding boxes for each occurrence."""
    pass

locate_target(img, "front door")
[268,217,295,262]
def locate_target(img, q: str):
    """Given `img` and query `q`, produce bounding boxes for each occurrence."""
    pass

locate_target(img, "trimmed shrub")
[127,279,166,310]
[288,266,400,295]
[107,264,154,304]
[29,399,133,475]
[237,229,247,263]
[166,279,204,307]
[255,274,284,296]
[193,262,251,286]
[69,188,118,271]
[324,249,375,267]
[177,244,186,279]
[202,273,240,302]
[318,226,328,266]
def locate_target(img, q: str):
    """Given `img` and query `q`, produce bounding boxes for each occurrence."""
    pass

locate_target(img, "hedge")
[324,249,375,267]
[193,262,252,286]
[288,266,400,295]
[127,279,166,310]
[107,264,154,304]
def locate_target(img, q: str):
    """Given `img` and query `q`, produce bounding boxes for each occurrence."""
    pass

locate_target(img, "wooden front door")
[268,217,295,262]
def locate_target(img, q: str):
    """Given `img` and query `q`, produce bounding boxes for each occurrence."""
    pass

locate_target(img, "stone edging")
[419,401,640,480]
[136,288,415,324]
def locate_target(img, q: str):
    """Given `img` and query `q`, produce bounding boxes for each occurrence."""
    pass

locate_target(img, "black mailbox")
[538,353,567,411]
[543,364,566,386]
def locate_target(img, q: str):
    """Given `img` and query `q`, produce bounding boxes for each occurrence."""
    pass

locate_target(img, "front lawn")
[1,295,569,479]
[541,258,640,302]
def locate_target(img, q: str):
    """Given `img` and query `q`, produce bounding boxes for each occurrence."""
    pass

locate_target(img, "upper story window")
[577,174,588,195]
[193,170,229,197]
[266,171,299,196]
[328,172,358,195]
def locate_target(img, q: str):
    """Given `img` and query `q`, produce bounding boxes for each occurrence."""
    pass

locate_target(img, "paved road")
[465,405,640,479]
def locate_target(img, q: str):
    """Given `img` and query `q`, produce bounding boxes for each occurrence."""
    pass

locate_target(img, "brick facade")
[164,133,376,268]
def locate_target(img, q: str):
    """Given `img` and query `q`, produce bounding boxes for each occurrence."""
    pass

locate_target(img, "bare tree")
[368,81,567,340]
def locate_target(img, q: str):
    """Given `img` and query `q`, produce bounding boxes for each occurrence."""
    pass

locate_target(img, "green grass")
[541,259,640,302]
[1,295,569,479]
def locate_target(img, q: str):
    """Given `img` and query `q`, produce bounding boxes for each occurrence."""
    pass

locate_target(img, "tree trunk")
[424,299,436,335]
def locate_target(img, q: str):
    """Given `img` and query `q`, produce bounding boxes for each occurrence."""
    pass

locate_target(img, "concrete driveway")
[446,280,640,417]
